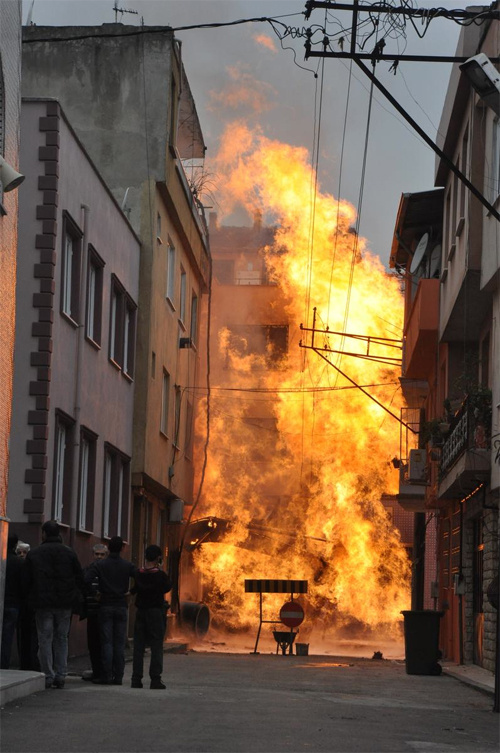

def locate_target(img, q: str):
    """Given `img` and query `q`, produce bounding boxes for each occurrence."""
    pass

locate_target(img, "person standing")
[131,545,172,690]
[82,543,108,682]
[1,533,24,669]
[23,520,84,688]
[85,536,135,685]
[15,542,40,671]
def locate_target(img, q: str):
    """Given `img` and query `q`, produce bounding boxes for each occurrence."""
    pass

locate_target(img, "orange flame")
[190,122,410,638]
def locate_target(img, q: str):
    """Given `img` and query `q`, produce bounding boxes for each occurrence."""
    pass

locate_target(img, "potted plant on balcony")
[467,385,492,449]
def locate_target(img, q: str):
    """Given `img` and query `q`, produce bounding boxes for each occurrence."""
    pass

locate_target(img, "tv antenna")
[113,3,139,23]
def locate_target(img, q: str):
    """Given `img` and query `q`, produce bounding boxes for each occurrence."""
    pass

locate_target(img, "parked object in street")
[402,610,444,675]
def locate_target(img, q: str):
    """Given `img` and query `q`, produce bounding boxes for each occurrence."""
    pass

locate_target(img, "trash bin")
[401,610,443,675]
[295,643,309,656]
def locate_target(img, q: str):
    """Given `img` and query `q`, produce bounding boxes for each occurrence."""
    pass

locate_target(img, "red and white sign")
[279,600,304,628]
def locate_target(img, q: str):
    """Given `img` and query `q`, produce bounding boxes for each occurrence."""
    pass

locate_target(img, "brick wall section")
[0,0,21,517]
[482,506,498,673]
[22,102,60,523]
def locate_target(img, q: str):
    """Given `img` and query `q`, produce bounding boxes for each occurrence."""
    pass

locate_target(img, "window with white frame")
[78,429,97,531]
[86,245,104,345]
[166,240,176,304]
[61,212,83,322]
[180,268,187,324]
[103,444,130,539]
[190,293,198,345]
[161,371,170,435]
[109,274,137,377]
[53,412,74,524]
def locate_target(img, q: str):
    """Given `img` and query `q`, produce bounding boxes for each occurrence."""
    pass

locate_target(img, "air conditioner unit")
[408,449,427,482]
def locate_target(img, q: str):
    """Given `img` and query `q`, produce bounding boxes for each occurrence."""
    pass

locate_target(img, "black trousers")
[86,611,102,678]
[132,608,166,681]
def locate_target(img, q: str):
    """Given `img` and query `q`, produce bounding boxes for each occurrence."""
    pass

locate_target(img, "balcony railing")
[440,394,492,479]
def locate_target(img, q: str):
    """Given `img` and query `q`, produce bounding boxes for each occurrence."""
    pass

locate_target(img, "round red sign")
[279,600,304,628]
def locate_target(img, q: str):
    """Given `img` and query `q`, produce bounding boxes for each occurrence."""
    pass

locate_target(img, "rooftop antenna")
[26,0,36,25]
[113,2,139,23]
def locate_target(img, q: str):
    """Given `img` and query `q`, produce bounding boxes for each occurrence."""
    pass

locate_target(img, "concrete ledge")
[443,663,495,696]
[0,670,46,707]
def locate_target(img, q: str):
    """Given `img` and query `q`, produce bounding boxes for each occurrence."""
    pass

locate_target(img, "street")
[1,652,498,753]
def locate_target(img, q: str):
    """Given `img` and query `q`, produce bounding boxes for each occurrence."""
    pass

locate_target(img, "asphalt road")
[1,653,498,753]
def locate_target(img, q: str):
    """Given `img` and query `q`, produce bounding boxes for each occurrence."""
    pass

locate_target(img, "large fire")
[188,121,410,644]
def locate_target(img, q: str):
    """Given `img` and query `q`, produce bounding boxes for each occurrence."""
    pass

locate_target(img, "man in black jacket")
[1,533,24,669]
[23,520,84,688]
[131,545,172,690]
[85,536,135,685]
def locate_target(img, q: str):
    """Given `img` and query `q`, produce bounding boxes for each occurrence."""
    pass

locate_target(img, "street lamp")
[459,53,500,116]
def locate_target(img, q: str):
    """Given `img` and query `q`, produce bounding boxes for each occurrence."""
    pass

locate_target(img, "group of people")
[1,520,172,691]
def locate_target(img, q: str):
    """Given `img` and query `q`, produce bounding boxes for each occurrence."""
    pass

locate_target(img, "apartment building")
[391,8,499,674]
[21,26,210,600]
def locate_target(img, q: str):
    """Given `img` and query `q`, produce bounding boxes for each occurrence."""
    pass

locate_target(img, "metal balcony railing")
[439,394,491,479]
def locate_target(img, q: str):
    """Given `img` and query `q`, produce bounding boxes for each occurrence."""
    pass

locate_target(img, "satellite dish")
[410,233,429,275]
[429,243,441,279]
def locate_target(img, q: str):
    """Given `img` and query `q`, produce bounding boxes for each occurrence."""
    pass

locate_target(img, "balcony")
[403,278,439,379]
[438,393,492,499]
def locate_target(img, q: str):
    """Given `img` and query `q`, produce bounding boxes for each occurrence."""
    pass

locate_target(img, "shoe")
[45,678,53,689]
[81,670,94,681]
[150,679,166,690]
[52,678,65,689]
[131,680,143,688]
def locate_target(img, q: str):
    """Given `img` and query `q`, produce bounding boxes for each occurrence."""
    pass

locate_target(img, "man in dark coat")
[131,544,172,689]
[85,536,135,685]
[1,533,24,669]
[82,543,108,682]
[23,520,84,688]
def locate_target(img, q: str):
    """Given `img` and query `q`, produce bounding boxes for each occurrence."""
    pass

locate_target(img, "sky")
[20,0,471,263]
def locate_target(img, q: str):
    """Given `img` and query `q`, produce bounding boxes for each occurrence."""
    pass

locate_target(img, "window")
[161,371,170,436]
[213,259,235,285]
[103,444,130,539]
[180,268,187,324]
[166,240,176,304]
[460,126,468,221]
[226,324,288,367]
[493,117,500,202]
[61,212,83,322]
[0,62,5,210]
[86,245,104,345]
[174,385,182,448]
[190,293,198,346]
[78,429,97,532]
[53,411,74,524]
[185,398,194,459]
[109,274,137,377]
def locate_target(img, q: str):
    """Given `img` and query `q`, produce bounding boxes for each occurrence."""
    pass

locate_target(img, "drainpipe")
[69,204,90,548]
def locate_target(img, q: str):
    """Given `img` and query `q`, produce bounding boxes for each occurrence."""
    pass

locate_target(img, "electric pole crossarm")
[305,1,500,22]
[300,343,417,433]
[305,51,494,64]
[351,58,500,223]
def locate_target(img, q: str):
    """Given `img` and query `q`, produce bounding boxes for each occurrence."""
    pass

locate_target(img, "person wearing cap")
[131,545,172,690]
[85,535,135,685]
